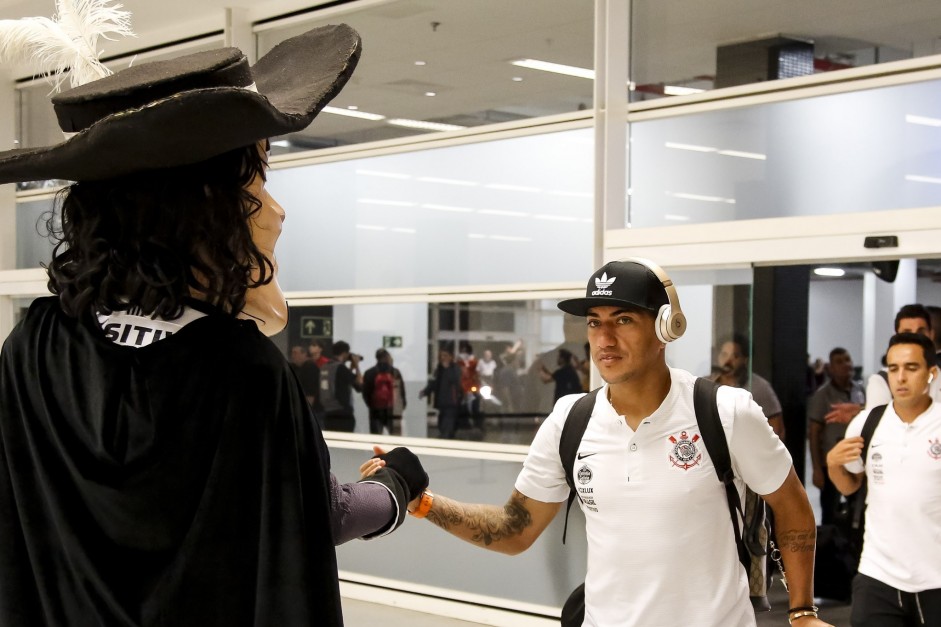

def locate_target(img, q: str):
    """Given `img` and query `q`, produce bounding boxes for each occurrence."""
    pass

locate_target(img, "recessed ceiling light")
[511,58,594,80]
[425,91,436,97]
[322,105,385,121]
[347,105,359,110]
[814,267,846,277]
[387,118,466,132]
[512,77,523,82]
[270,140,290,148]
[414,60,426,66]
[663,85,705,96]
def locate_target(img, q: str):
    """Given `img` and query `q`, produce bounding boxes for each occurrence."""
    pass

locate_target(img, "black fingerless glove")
[374,447,428,501]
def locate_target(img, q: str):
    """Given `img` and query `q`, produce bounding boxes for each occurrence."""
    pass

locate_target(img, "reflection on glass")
[256,0,594,151]
[269,128,594,291]
[629,79,941,227]
[630,0,941,103]
[275,271,764,444]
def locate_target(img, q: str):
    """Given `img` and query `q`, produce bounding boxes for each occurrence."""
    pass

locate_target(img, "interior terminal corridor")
[2,0,941,625]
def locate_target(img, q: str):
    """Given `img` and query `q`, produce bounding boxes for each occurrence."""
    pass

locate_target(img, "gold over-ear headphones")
[623,257,687,343]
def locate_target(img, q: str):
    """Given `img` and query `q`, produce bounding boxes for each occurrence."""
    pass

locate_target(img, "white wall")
[807,279,865,368]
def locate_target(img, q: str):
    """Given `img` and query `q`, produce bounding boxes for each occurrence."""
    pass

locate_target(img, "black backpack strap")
[860,404,887,461]
[693,377,751,575]
[851,404,888,530]
[559,388,601,544]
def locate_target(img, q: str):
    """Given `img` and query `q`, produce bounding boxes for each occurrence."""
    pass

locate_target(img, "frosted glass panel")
[272,128,594,291]
[629,79,941,227]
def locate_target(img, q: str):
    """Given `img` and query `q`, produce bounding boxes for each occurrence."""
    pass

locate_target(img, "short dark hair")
[887,332,937,368]
[894,304,932,332]
[375,348,390,360]
[559,348,573,362]
[332,340,350,357]
[829,347,849,362]
[47,144,269,320]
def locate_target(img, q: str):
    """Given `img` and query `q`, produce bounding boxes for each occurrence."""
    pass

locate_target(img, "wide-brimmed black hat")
[558,259,669,316]
[0,23,361,184]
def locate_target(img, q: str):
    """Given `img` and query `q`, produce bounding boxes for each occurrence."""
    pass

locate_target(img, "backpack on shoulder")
[558,378,774,627]
[370,370,395,410]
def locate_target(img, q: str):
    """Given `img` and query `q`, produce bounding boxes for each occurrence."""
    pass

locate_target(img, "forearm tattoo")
[428,491,533,546]
[776,528,816,553]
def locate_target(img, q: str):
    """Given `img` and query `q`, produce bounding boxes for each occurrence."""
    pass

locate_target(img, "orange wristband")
[410,489,434,518]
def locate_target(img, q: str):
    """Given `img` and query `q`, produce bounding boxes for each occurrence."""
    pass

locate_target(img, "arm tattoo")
[776,528,816,553]
[427,491,533,546]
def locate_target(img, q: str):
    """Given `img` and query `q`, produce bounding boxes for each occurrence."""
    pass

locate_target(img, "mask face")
[240,141,288,336]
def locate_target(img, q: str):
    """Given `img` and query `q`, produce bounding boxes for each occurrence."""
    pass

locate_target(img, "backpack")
[813,403,886,602]
[318,360,344,414]
[558,378,772,626]
[371,370,395,410]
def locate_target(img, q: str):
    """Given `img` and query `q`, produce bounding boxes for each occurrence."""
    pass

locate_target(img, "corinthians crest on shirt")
[668,430,702,470]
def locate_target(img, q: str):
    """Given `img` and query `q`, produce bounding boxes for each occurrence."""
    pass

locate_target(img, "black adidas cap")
[558,260,669,317]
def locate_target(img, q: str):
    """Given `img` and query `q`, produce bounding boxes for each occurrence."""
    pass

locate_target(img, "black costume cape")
[0,297,343,626]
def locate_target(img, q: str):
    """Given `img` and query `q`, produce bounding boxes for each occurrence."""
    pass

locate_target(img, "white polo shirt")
[843,401,941,592]
[516,368,792,627]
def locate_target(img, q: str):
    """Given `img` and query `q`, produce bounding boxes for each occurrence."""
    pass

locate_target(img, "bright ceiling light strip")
[390,227,416,234]
[422,203,474,213]
[905,174,941,184]
[356,224,386,231]
[668,191,736,204]
[270,140,290,148]
[387,118,466,132]
[665,142,716,153]
[905,114,941,127]
[417,176,479,186]
[814,267,846,277]
[356,169,411,179]
[485,183,542,192]
[664,214,691,221]
[322,105,385,121]
[511,58,595,80]
[717,149,767,160]
[663,85,705,96]
[357,198,416,207]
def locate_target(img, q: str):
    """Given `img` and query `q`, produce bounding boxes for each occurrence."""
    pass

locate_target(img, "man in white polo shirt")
[827,332,941,626]
[376,259,830,627]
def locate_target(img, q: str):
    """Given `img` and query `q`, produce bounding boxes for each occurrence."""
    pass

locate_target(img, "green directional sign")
[382,335,403,349]
[300,316,332,338]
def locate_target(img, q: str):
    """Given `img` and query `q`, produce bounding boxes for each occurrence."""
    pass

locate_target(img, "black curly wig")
[46,144,271,320]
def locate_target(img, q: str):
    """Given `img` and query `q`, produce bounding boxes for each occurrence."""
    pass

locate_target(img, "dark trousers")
[368,408,393,435]
[851,573,941,626]
[437,406,459,439]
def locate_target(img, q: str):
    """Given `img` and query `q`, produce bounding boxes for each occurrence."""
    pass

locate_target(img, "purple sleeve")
[328,473,397,545]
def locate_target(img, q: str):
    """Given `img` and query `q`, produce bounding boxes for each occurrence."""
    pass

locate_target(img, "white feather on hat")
[0,0,133,91]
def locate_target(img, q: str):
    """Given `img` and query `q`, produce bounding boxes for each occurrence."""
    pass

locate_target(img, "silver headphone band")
[621,256,682,317]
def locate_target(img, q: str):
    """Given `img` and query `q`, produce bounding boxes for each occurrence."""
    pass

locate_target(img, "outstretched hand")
[359,446,386,479]
[359,446,424,513]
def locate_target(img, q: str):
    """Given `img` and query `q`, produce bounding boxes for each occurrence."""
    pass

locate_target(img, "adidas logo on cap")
[590,272,616,296]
